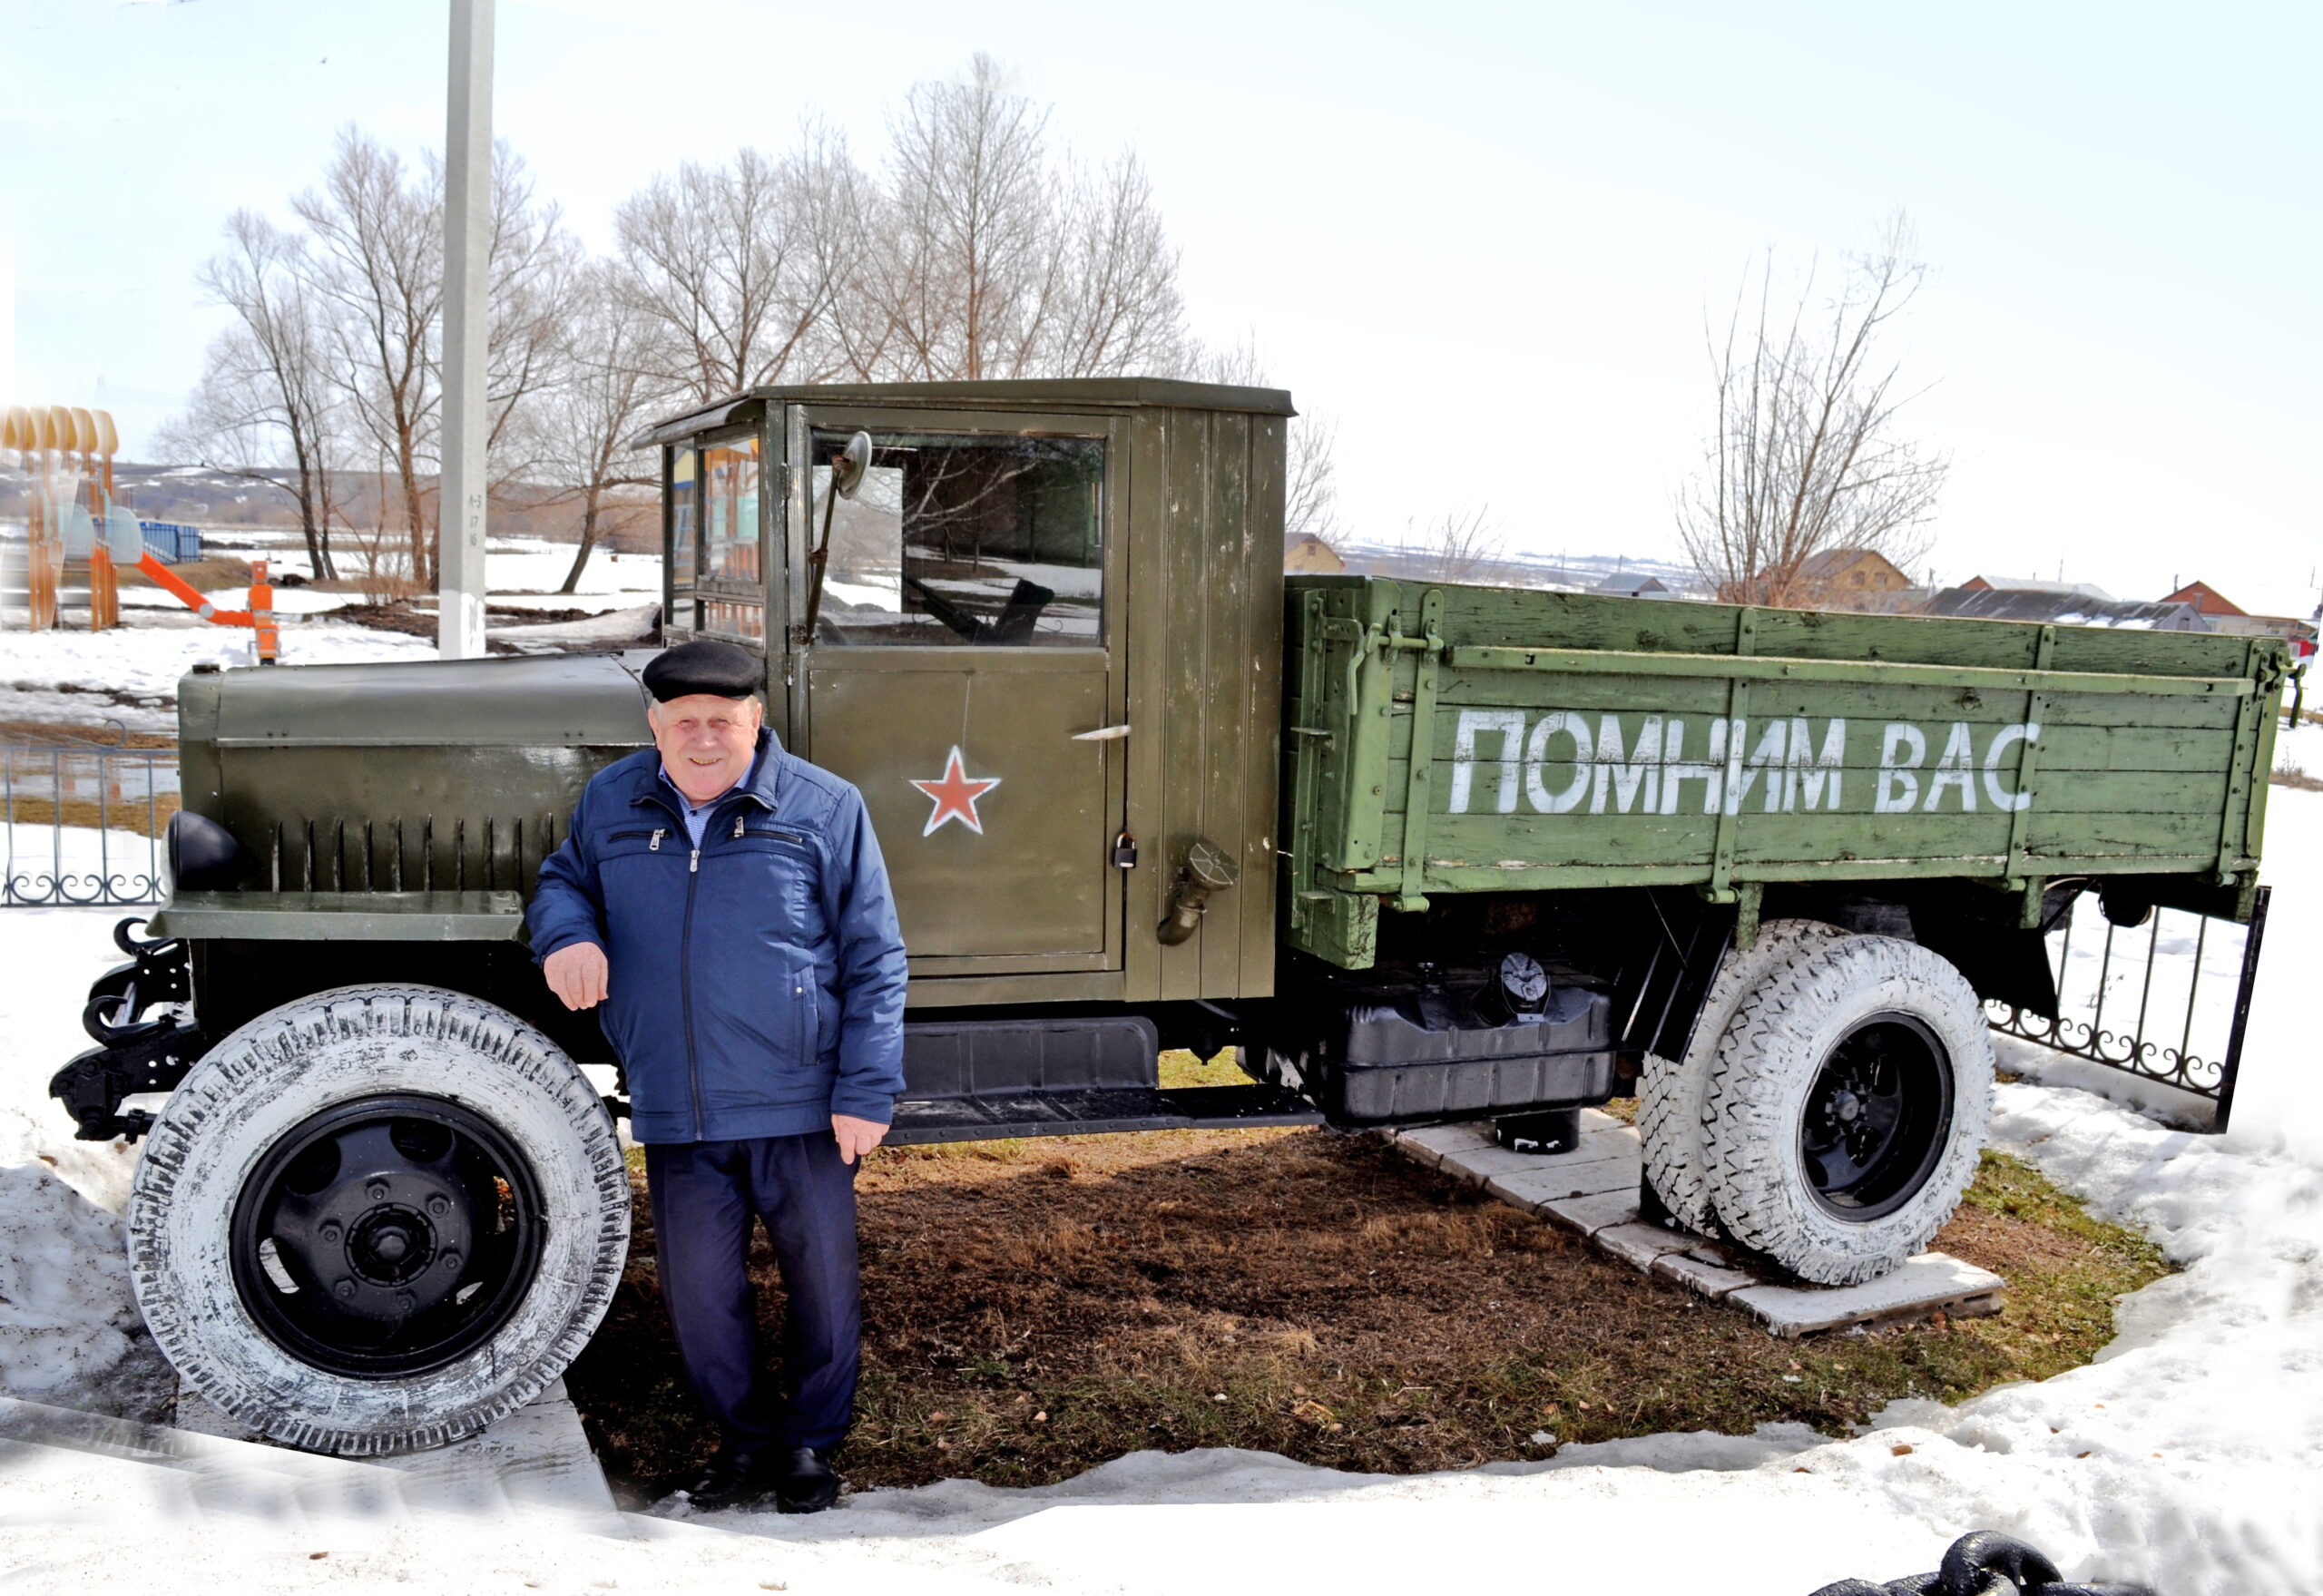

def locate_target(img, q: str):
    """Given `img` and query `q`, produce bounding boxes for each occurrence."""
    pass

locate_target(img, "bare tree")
[160,210,344,578]
[845,54,1188,382]
[1040,152,1186,377]
[1285,416,1342,545]
[289,127,576,588]
[1401,505,1503,583]
[294,127,442,586]
[1677,216,1947,608]
[866,54,1053,380]
[1191,334,1340,545]
[613,131,863,402]
[482,142,583,483]
[510,261,663,593]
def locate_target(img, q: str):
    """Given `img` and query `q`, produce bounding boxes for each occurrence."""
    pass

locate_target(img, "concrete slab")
[1729,1254,2008,1338]
[1652,1253,1760,1298]
[1593,1221,1700,1271]
[1393,1122,1494,1169]
[1540,1190,1642,1237]
[174,1378,617,1520]
[1484,1158,1639,1209]
[378,1380,617,1518]
[1432,1127,1641,1183]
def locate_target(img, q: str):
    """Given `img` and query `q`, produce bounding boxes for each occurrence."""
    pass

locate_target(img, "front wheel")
[1702,935,1992,1286]
[127,985,631,1454]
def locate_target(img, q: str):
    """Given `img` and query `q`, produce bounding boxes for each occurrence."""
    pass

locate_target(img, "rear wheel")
[128,985,630,1454]
[1701,935,1991,1285]
[1638,918,1846,1235]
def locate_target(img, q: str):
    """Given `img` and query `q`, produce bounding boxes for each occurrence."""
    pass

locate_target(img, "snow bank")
[0,910,172,1420]
[0,1166,153,1405]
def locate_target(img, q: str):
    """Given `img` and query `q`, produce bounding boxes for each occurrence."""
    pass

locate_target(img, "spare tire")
[127,984,630,1455]
[1701,935,1992,1286]
[1638,918,1847,1236]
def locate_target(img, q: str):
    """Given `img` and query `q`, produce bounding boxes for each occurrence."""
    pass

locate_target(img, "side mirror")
[831,430,873,500]
[801,431,877,643]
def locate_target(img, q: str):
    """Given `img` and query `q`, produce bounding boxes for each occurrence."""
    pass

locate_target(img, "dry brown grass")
[563,1059,2167,1504]
[0,721,173,749]
[0,794,180,838]
[113,556,262,592]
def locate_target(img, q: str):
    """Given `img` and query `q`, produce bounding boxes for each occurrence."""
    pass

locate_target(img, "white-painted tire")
[1702,935,1992,1286]
[1638,918,1847,1236]
[127,985,630,1455]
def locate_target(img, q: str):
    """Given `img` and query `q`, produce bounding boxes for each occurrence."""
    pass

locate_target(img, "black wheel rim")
[230,1093,545,1379]
[1798,1012,1955,1221]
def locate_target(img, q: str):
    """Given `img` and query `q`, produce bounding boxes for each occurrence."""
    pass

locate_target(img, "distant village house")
[1957,575,2115,602]
[2161,579,2318,651]
[1283,534,1346,573]
[1596,573,1671,599]
[1798,548,1913,599]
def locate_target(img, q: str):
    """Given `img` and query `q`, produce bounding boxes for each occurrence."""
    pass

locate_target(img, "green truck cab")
[54,378,2285,1455]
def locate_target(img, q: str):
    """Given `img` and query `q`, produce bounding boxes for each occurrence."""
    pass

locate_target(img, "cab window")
[808,430,1102,648]
[667,434,763,642]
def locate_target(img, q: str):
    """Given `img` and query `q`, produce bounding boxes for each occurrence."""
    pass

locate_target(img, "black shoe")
[770,1445,839,1514]
[681,1445,770,1511]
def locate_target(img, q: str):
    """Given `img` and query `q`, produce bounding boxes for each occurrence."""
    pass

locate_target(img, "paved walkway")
[1386,1112,2005,1337]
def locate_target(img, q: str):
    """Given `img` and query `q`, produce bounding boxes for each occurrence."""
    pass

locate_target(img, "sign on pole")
[437,0,493,660]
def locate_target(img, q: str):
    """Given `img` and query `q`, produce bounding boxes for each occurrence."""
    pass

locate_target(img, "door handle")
[1071,724,1131,742]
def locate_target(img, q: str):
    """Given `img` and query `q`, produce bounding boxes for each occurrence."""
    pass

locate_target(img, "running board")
[885,1083,1321,1145]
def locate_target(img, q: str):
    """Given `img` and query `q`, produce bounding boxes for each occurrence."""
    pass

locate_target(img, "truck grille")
[261,813,564,897]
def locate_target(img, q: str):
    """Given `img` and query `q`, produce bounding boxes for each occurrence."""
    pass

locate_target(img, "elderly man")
[529,639,907,1513]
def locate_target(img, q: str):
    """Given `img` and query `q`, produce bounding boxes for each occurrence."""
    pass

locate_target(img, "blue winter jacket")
[527,729,908,1144]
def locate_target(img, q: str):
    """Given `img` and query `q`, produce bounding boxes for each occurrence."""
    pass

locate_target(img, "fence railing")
[1986,886,2269,1132]
[1,735,178,907]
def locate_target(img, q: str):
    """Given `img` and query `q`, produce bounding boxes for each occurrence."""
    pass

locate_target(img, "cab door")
[780,405,1128,976]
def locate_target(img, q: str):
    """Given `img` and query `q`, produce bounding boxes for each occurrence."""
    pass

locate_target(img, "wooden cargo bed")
[1282,577,2286,969]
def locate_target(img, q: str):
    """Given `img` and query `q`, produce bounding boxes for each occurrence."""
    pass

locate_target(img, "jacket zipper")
[637,779,778,1141]
[680,839,703,1140]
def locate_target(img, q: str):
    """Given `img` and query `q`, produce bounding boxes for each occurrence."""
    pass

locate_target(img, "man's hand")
[544,942,611,1010]
[832,1113,887,1166]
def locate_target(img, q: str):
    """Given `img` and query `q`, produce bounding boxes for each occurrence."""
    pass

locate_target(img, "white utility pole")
[437,0,493,660]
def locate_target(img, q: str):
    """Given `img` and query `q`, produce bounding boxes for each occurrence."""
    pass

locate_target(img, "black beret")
[642,640,761,702]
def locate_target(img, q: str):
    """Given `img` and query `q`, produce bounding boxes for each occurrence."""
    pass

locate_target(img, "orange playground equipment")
[5,403,277,662]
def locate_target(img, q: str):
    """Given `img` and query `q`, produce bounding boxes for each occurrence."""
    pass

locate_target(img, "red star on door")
[909,746,1003,837]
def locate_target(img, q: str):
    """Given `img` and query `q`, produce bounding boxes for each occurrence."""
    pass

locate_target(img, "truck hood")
[183,650,658,749]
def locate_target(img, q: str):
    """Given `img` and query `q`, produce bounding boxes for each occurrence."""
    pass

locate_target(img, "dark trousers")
[642,1132,862,1454]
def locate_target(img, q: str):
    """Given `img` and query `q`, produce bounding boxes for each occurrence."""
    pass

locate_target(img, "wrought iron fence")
[1986,886,2269,1132]
[1,731,177,906]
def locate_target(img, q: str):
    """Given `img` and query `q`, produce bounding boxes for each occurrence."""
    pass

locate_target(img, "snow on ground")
[2275,714,2323,780]
[1,534,660,732]
[479,538,662,607]
[0,616,429,729]
[0,798,2318,1591]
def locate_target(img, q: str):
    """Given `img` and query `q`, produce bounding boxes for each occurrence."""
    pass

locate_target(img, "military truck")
[52,379,2284,1455]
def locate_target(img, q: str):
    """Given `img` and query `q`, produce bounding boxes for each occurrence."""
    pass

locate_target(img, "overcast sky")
[3,0,2316,615]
